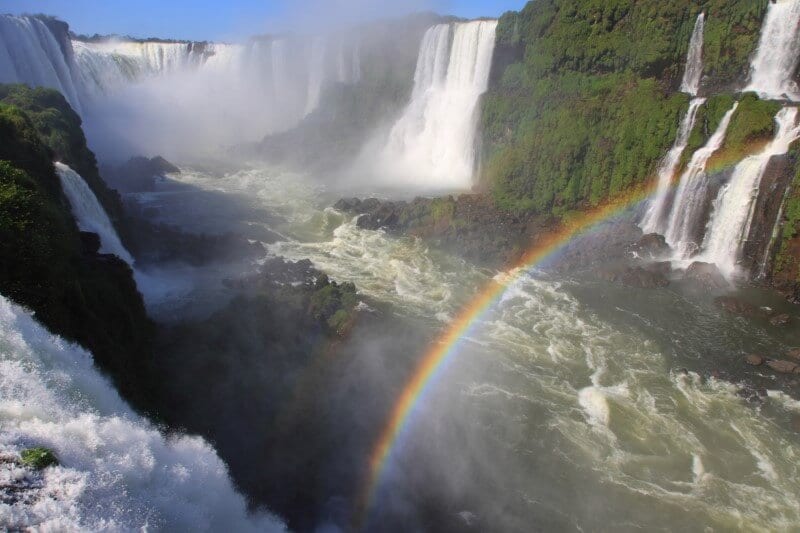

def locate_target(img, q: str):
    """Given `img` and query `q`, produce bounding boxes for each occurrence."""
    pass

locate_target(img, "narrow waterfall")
[745,0,800,101]
[55,162,134,265]
[640,99,705,234]
[0,16,83,112]
[663,103,738,257]
[379,20,498,189]
[305,37,327,116]
[0,294,284,531]
[640,13,706,235]
[680,13,705,95]
[698,107,800,278]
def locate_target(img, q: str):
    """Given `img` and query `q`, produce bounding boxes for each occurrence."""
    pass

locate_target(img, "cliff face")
[480,0,768,215]
[0,84,155,407]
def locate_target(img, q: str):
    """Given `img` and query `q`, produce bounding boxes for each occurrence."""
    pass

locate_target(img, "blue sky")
[3,0,526,41]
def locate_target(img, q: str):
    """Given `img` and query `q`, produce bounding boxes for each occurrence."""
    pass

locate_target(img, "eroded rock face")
[684,262,728,291]
[770,313,791,327]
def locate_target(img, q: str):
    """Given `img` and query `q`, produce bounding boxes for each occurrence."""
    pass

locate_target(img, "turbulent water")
[745,0,800,101]
[378,20,497,189]
[141,164,800,531]
[699,107,800,278]
[0,294,285,531]
[56,162,135,265]
[664,103,738,258]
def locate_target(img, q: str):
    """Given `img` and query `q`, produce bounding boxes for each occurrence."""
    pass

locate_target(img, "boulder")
[770,313,791,326]
[787,348,800,361]
[621,266,670,289]
[684,262,728,290]
[744,354,765,366]
[645,261,673,277]
[632,233,670,258]
[766,359,800,374]
[714,296,761,317]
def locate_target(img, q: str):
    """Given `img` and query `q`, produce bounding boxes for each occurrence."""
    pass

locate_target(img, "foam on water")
[0,294,285,531]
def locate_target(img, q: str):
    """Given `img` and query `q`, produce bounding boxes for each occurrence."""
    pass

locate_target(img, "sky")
[3,0,527,41]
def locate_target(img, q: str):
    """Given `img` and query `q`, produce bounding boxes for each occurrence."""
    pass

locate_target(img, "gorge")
[2,1,800,531]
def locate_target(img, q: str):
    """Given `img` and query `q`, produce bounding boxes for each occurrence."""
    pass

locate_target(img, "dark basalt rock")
[79,232,101,255]
[630,233,670,258]
[597,266,669,288]
[684,262,728,291]
[101,155,180,193]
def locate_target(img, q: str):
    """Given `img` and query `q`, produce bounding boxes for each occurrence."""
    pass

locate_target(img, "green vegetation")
[680,93,736,170]
[773,147,800,283]
[719,93,781,160]
[0,84,155,409]
[20,447,59,470]
[309,275,359,335]
[481,0,768,216]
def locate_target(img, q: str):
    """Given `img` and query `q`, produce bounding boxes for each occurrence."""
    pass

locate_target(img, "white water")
[745,0,800,101]
[680,13,705,96]
[698,107,800,278]
[663,103,738,258]
[55,162,134,265]
[0,16,82,112]
[641,100,705,235]
[0,294,285,531]
[378,20,498,189]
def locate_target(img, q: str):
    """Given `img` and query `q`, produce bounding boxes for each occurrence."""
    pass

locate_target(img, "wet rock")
[745,354,765,366]
[631,233,670,258]
[714,296,762,317]
[684,262,728,291]
[787,348,800,361]
[766,359,800,374]
[791,415,800,433]
[770,313,791,326]
[79,232,101,255]
[645,261,673,277]
[621,267,670,289]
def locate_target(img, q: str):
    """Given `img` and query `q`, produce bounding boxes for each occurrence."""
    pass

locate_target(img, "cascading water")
[379,20,498,189]
[0,294,284,531]
[640,13,706,235]
[680,13,705,95]
[55,162,134,265]
[698,107,800,278]
[0,16,82,112]
[745,0,800,101]
[663,103,738,257]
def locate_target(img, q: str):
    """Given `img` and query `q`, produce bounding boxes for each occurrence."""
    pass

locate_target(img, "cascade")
[745,0,800,101]
[663,103,738,257]
[55,162,134,265]
[0,294,283,531]
[640,98,705,235]
[698,107,800,278]
[305,37,327,115]
[641,14,706,234]
[0,16,83,112]
[680,13,705,96]
[379,20,498,189]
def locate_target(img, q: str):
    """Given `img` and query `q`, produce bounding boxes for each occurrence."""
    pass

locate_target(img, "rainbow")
[355,183,660,524]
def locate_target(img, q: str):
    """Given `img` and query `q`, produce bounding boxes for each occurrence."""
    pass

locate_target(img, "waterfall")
[305,37,327,116]
[663,103,738,257]
[698,107,800,278]
[55,162,134,265]
[680,13,705,95]
[0,294,284,531]
[640,99,705,234]
[0,16,83,112]
[745,0,800,101]
[379,20,498,189]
